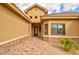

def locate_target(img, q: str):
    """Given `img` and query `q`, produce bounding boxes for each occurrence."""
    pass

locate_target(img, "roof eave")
[24,3,48,13]
[41,16,79,22]
[1,3,31,23]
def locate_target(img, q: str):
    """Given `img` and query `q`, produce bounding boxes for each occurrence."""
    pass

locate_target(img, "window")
[44,24,48,35]
[35,16,37,18]
[51,24,65,35]
[30,16,32,18]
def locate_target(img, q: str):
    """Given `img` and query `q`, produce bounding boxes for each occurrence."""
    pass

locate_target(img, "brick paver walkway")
[0,37,78,55]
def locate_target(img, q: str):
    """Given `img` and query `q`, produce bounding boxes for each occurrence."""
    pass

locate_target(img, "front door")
[34,27,38,36]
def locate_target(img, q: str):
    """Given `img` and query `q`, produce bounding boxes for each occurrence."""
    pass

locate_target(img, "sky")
[15,3,79,14]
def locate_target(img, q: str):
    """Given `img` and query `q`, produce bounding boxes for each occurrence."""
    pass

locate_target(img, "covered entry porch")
[31,23,41,37]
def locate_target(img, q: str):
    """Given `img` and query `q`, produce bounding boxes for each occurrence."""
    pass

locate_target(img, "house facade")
[25,3,79,42]
[0,3,79,45]
[24,3,48,37]
[41,13,79,42]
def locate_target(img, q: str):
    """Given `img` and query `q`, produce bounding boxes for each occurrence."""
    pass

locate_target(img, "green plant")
[60,38,78,52]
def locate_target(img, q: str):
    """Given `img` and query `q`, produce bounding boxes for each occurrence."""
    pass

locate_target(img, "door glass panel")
[35,27,38,34]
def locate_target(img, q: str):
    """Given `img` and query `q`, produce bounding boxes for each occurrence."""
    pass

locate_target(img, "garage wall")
[0,4,30,43]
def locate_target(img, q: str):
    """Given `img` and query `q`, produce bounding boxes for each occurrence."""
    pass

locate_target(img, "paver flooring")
[0,37,78,55]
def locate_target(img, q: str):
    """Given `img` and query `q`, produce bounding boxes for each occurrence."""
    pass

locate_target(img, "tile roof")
[42,12,79,17]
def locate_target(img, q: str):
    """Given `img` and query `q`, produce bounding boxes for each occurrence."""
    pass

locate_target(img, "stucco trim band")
[43,35,79,38]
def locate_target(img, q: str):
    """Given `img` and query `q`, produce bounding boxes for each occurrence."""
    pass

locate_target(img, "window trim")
[51,23,65,35]
[44,24,48,35]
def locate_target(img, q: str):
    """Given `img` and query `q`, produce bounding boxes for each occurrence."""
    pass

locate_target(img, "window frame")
[44,24,48,35]
[51,23,65,35]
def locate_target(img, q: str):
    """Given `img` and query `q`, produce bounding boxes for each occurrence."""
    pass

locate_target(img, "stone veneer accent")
[0,35,31,46]
[42,37,79,43]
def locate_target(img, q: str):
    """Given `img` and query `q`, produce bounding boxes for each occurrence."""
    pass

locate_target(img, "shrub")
[60,38,78,52]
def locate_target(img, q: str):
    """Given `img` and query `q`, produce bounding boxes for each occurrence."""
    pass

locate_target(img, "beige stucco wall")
[26,6,46,23]
[42,19,79,37]
[0,5,30,43]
